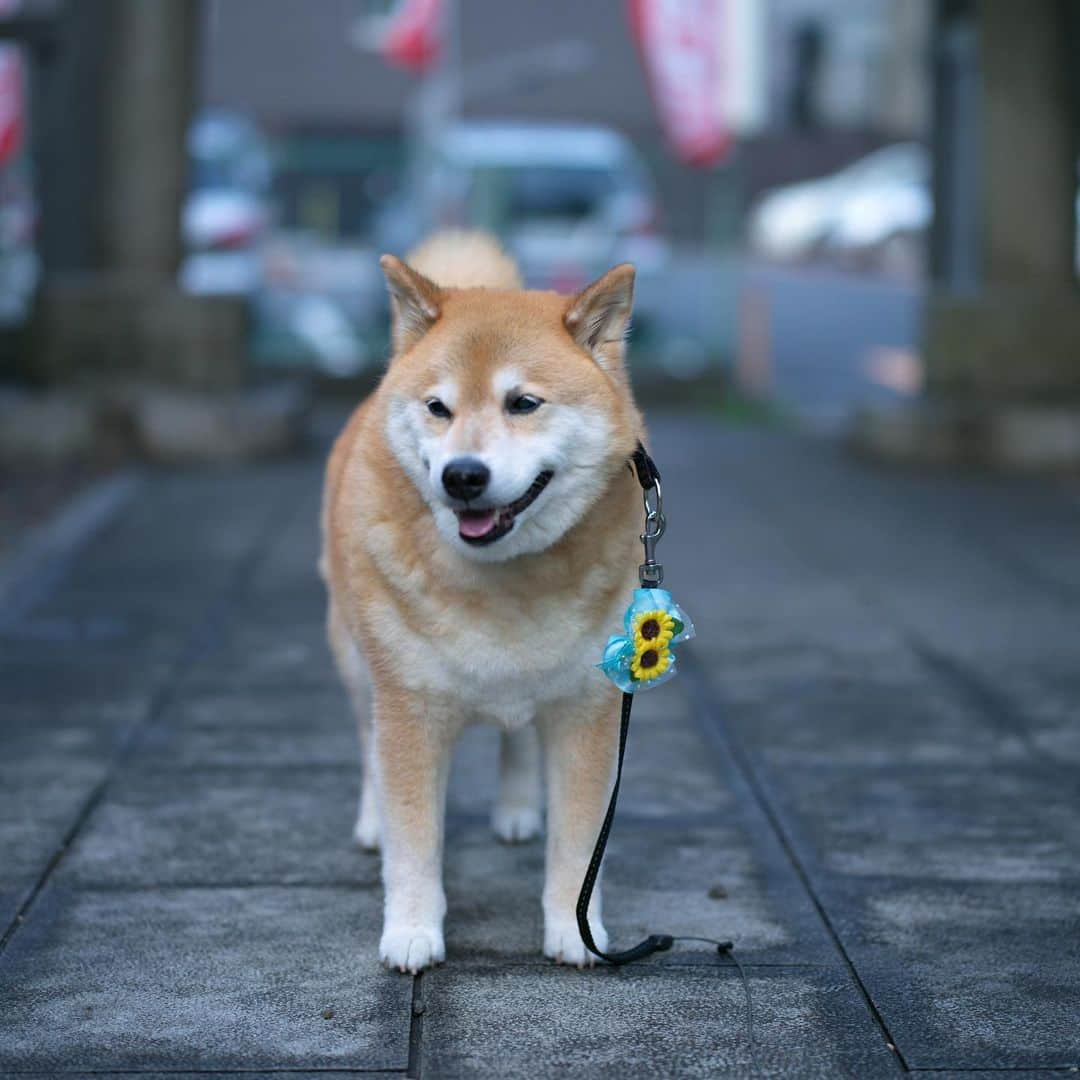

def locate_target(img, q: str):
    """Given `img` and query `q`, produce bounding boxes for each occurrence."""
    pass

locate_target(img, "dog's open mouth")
[455,470,554,546]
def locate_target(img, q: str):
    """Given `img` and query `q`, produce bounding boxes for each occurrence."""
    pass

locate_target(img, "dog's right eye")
[426,398,452,420]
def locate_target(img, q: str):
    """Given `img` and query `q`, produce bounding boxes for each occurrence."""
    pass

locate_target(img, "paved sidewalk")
[1,413,1078,1077]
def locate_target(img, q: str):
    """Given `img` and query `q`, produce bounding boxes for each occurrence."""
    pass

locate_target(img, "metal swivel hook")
[638,477,666,588]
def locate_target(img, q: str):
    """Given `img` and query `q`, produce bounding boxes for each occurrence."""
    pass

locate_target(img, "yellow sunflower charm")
[598,588,694,693]
[630,639,672,681]
[632,609,676,652]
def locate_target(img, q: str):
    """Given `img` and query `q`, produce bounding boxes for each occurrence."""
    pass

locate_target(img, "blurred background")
[0,0,1078,547]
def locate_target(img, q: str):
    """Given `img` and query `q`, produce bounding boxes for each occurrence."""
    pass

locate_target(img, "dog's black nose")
[442,458,490,501]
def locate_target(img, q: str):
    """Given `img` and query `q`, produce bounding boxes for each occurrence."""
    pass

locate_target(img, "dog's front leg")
[539,689,619,967]
[373,684,452,973]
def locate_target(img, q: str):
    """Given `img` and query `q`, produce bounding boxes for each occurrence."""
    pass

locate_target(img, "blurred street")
[742,260,922,426]
[1,412,1078,1076]
[643,254,923,425]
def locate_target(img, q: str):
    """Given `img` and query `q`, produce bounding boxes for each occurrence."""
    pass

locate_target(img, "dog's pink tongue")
[457,509,497,538]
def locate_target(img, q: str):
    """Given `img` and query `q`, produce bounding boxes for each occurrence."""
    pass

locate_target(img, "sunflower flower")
[632,609,676,652]
[597,587,694,694]
[630,639,672,681]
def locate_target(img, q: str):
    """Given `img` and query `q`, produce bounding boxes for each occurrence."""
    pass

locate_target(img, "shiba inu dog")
[321,230,644,972]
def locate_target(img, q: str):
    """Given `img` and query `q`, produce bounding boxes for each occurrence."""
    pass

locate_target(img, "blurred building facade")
[200,0,931,246]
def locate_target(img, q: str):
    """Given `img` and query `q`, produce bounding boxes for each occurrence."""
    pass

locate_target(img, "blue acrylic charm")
[597,587,695,694]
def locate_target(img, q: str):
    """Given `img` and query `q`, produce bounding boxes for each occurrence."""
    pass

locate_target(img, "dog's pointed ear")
[564,263,635,373]
[380,254,443,354]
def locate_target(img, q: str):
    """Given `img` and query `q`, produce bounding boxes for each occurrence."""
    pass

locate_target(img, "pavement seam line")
[680,651,910,1075]
[406,971,425,1079]
[0,485,302,958]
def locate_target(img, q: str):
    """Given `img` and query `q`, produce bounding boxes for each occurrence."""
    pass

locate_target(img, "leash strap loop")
[575,691,674,964]
[629,441,661,490]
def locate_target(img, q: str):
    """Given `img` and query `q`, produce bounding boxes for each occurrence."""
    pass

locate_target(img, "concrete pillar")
[29,0,249,394]
[854,0,1080,470]
[101,0,197,278]
[978,0,1074,287]
[925,0,1079,405]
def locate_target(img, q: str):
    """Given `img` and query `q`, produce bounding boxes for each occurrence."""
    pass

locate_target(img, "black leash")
[574,441,758,1070]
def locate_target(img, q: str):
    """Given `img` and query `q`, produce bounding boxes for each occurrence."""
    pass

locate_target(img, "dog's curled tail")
[406,229,522,290]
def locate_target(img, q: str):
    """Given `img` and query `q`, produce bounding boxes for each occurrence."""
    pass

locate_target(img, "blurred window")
[478,165,616,225]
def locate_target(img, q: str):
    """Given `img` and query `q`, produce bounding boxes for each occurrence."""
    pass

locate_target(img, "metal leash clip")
[638,476,666,588]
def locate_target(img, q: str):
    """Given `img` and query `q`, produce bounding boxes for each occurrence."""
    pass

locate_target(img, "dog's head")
[379,256,641,562]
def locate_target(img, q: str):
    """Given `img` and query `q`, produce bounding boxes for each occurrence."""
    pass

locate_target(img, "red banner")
[0,0,23,166]
[381,0,443,75]
[628,0,730,168]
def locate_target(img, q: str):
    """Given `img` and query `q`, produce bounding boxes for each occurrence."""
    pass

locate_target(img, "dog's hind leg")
[328,602,381,851]
[492,725,543,843]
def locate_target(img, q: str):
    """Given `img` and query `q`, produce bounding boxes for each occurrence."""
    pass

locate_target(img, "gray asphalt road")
[743,260,924,427]
[637,252,924,427]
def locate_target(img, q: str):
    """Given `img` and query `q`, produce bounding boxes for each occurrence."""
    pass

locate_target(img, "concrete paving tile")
[720,668,1030,768]
[1,600,193,666]
[903,1073,1077,1079]
[0,649,176,692]
[59,765,376,888]
[690,581,919,670]
[973,664,1080,765]
[0,751,108,882]
[242,578,331,625]
[0,1074,402,1079]
[0,884,31,938]
[441,820,835,968]
[0,885,409,1073]
[1,1074,402,1079]
[135,686,358,768]
[700,435,1080,674]
[764,764,1080,887]
[836,880,1080,1070]
[184,616,342,689]
[63,556,237,596]
[0,710,128,918]
[420,963,897,1078]
[754,763,1080,1068]
[0,659,159,708]
[0,695,150,930]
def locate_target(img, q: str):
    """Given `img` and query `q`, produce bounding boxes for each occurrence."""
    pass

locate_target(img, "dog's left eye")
[507,394,543,415]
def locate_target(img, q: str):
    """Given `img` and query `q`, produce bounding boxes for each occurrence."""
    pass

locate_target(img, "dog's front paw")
[492,805,542,844]
[379,925,445,973]
[544,917,607,968]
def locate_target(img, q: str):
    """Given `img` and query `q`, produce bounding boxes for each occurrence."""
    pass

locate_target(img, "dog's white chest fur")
[372,579,625,727]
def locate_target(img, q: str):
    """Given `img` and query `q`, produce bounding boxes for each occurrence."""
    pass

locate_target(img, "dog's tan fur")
[322,231,644,971]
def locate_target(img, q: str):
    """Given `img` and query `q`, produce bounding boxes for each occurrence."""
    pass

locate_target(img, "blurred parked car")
[256,230,381,376]
[747,143,930,276]
[181,113,374,376]
[180,110,272,297]
[376,122,669,294]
